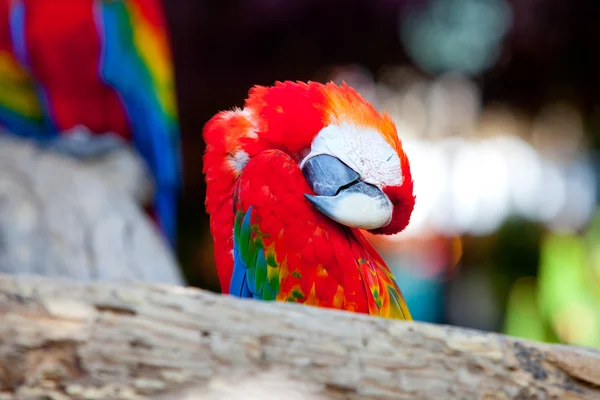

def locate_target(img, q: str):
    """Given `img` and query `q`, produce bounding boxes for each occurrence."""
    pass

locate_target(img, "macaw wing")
[350,230,412,320]
[231,204,279,300]
[229,149,296,301]
[229,148,332,303]
[97,0,181,245]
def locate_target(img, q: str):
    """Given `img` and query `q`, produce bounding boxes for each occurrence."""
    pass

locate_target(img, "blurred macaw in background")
[0,0,181,246]
[203,81,416,319]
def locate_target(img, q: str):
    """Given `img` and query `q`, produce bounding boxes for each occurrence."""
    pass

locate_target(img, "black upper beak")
[301,154,393,229]
[301,154,360,196]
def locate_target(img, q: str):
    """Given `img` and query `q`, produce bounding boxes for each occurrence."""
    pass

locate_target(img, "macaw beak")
[301,154,393,230]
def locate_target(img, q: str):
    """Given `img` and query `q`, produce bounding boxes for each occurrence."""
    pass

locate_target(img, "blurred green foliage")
[503,210,600,347]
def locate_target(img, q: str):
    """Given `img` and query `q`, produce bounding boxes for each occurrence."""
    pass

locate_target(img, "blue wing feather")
[230,206,255,298]
[230,246,252,297]
[230,204,272,300]
[97,2,181,247]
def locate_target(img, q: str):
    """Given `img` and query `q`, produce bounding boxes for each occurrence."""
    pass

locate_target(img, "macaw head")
[204,80,415,236]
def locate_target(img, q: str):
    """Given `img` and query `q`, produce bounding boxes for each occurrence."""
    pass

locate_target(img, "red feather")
[22,0,130,137]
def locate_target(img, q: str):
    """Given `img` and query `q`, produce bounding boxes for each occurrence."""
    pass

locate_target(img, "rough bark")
[0,134,183,285]
[0,275,599,400]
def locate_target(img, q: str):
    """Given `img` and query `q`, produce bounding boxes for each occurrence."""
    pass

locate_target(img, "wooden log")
[0,134,183,285]
[0,274,599,399]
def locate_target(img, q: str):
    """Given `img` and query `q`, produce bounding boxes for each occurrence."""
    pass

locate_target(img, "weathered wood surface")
[0,135,183,285]
[0,274,599,399]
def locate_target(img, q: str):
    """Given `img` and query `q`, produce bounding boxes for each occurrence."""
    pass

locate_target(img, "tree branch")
[0,275,599,399]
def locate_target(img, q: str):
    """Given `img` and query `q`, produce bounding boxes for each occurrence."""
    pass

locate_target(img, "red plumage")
[203,81,414,319]
[22,0,130,137]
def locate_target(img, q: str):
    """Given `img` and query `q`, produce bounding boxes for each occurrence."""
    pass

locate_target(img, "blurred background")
[170,0,600,348]
[2,0,600,348]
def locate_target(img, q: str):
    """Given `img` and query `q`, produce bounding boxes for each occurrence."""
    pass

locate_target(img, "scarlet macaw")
[203,81,415,319]
[0,0,180,246]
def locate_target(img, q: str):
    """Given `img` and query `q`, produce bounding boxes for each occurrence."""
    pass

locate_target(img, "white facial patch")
[300,123,403,188]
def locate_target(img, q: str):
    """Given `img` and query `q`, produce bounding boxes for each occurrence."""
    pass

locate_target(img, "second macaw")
[203,81,415,319]
[0,0,180,246]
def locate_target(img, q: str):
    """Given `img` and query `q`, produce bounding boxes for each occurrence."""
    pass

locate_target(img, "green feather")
[237,209,252,261]
[254,249,268,296]
[232,205,281,301]
[388,285,401,309]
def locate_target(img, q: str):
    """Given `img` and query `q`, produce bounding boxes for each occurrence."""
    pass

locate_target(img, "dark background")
[162,0,600,347]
